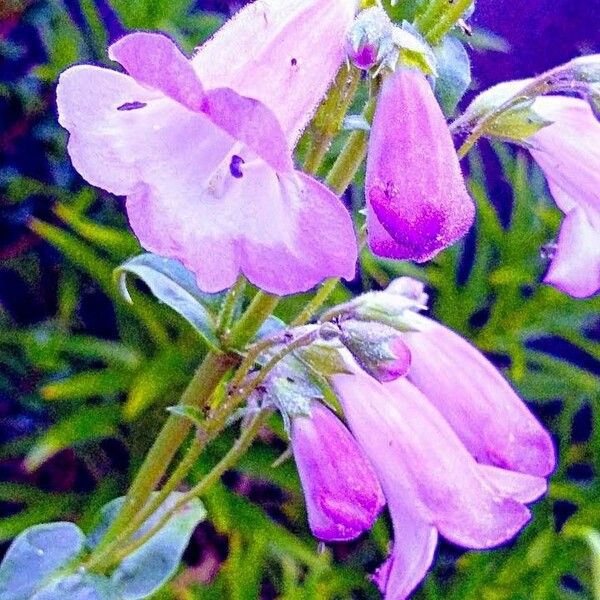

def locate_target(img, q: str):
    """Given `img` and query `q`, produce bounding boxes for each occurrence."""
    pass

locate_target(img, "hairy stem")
[92,410,270,574]
[304,65,361,175]
[93,292,278,554]
[291,278,340,326]
[426,0,473,43]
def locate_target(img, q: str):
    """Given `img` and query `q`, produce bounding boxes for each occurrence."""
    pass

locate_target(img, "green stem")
[94,351,235,552]
[94,410,270,573]
[216,276,246,340]
[452,63,585,159]
[94,292,278,554]
[225,291,279,349]
[291,278,339,326]
[232,330,319,401]
[304,65,361,175]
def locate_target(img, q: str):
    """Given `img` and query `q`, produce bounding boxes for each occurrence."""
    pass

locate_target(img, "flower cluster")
[53,0,599,596]
[259,278,555,599]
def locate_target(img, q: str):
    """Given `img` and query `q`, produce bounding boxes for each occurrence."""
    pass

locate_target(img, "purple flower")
[329,316,554,598]
[57,1,359,295]
[290,401,385,541]
[403,313,556,477]
[338,319,412,382]
[191,0,357,146]
[365,68,475,262]
[528,96,600,298]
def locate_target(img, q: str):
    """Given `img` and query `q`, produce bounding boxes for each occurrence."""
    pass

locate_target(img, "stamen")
[117,101,147,111]
[229,155,245,179]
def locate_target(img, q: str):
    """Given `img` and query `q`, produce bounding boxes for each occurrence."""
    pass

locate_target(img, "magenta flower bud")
[366,68,475,262]
[290,402,385,541]
[339,319,411,382]
[346,7,393,70]
[527,95,600,298]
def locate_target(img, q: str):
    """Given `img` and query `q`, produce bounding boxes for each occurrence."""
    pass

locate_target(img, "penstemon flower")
[290,401,385,541]
[57,0,359,295]
[319,278,555,599]
[365,68,475,262]
[527,96,600,298]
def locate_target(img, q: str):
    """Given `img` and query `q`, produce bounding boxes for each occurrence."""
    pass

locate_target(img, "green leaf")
[25,406,119,471]
[88,493,206,599]
[40,369,133,402]
[484,104,553,143]
[433,35,471,116]
[0,522,85,600]
[116,253,221,349]
[31,574,119,600]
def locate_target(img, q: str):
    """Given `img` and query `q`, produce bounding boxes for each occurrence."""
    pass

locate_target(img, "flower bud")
[346,8,436,75]
[339,319,411,382]
[291,401,385,541]
[346,7,394,70]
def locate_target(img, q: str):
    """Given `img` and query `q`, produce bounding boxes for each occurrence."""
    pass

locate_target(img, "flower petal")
[291,402,385,541]
[240,172,357,294]
[404,315,556,477]
[57,65,211,197]
[479,465,548,504]
[372,509,437,600]
[543,205,600,298]
[531,96,600,217]
[203,87,292,174]
[108,32,205,112]
[334,371,532,550]
[192,0,356,145]
[366,69,475,262]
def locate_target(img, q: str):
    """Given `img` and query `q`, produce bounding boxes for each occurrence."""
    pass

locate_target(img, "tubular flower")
[57,1,359,295]
[328,297,554,598]
[290,401,385,541]
[365,68,475,262]
[527,96,600,298]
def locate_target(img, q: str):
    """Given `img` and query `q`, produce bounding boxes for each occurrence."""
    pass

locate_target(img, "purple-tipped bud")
[366,68,475,262]
[346,7,393,70]
[290,401,385,542]
[339,319,411,382]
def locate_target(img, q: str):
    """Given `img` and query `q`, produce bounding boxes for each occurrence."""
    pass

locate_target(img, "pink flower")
[57,1,358,295]
[290,401,385,541]
[527,96,600,298]
[365,68,475,262]
[329,316,554,598]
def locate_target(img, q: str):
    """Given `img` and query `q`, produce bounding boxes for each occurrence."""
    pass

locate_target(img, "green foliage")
[1,1,599,599]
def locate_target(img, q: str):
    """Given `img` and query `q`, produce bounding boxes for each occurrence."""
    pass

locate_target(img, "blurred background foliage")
[1,0,599,598]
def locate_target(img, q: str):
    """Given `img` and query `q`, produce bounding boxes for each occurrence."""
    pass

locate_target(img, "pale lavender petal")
[528,96,600,297]
[372,509,437,600]
[125,186,242,292]
[531,96,600,217]
[291,402,385,541]
[192,0,356,145]
[404,314,556,477]
[543,206,600,298]
[108,32,205,112]
[57,60,356,294]
[366,69,475,262]
[479,465,547,504]
[203,87,292,173]
[57,65,204,197]
[333,370,532,550]
[240,172,357,295]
